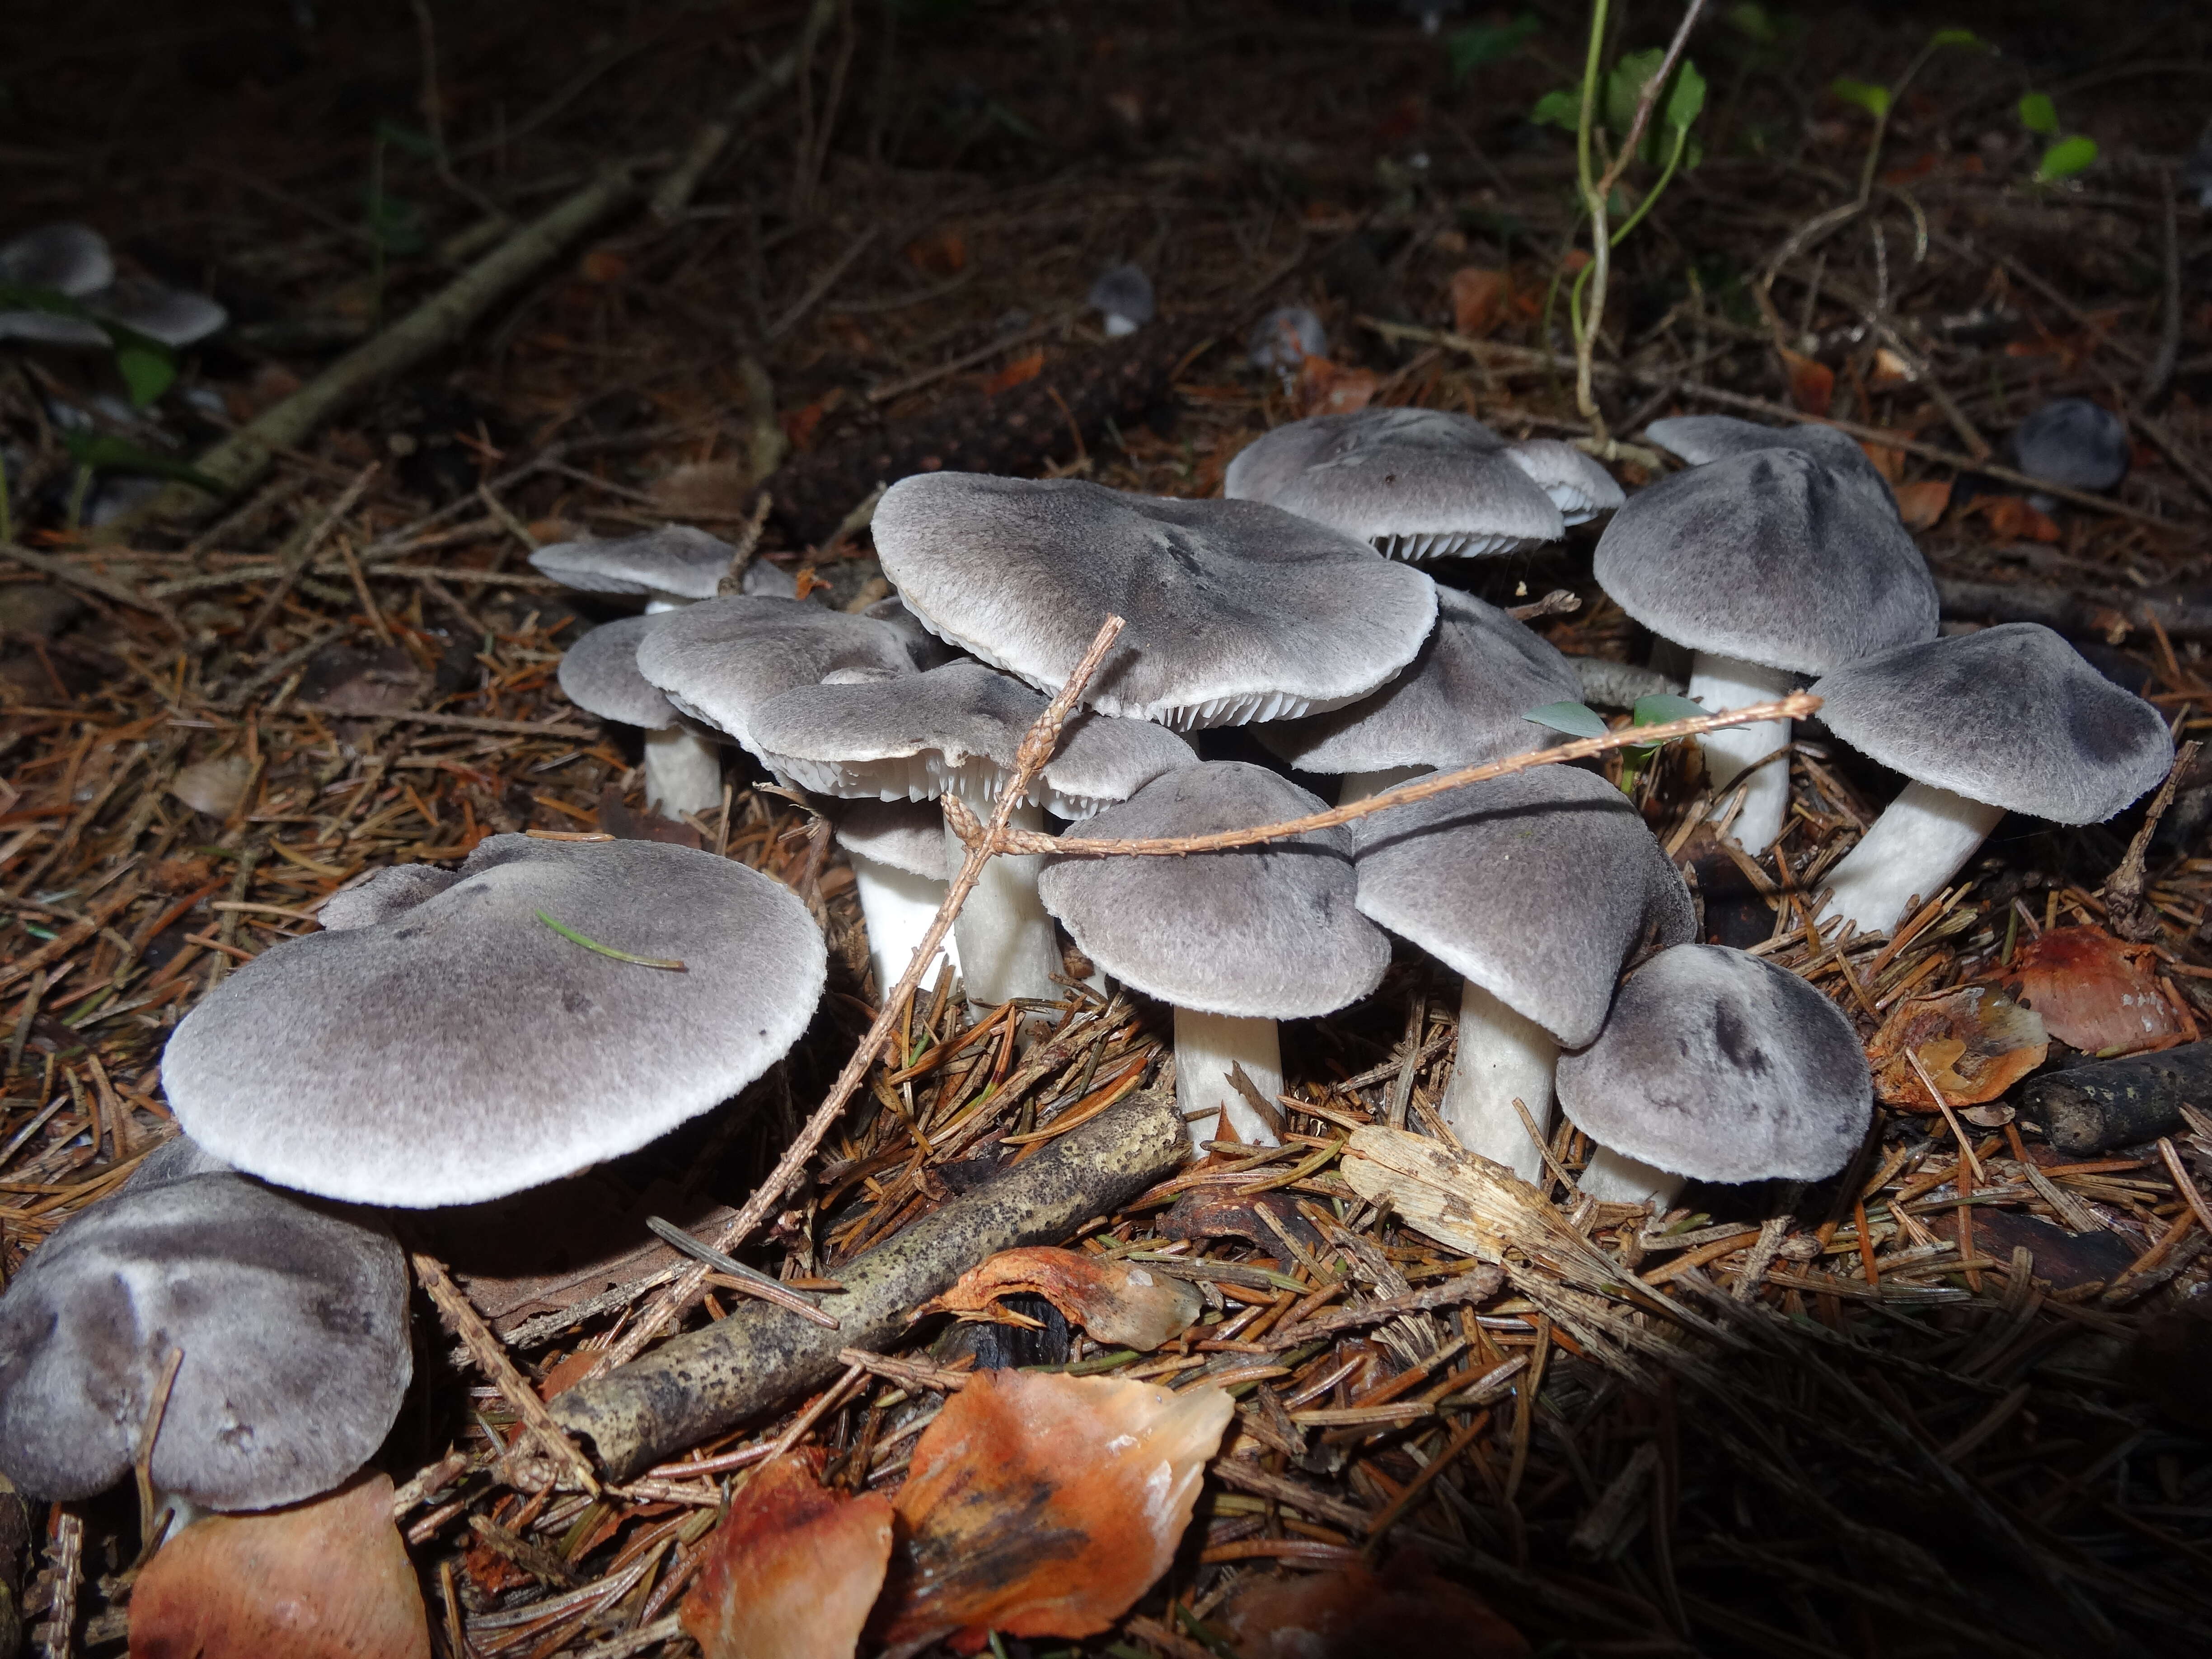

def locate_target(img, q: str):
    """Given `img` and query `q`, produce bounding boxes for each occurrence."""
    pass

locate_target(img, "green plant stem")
[1568,121,1692,356]
[534,910,687,970]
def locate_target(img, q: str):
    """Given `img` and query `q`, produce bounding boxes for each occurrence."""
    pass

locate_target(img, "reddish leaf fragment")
[128,1475,430,1659]
[1294,357,1378,417]
[875,1370,1234,1654]
[1968,494,2061,543]
[1998,926,2189,1056]
[919,1245,1202,1351]
[1780,349,1835,416]
[680,1451,894,1659]
[1227,1552,1531,1659]
[1891,478,1952,531]
[982,350,1045,396]
[905,228,967,276]
[1449,268,1512,338]
[1869,985,2048,1109]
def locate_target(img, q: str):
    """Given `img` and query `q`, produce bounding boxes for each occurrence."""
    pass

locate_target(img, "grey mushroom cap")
[0,223,112,297]
[1223,408,1565,560]
[636,595,917,755]
[1353,765,1695,1047]
[1248,307,1328,372]
[835,798,952,880]
[1088,262,1155,326]
[863,595,959,669]
[1504,440,1626,525]
[0,1137,410,1510]
[1556,944,1872,1184]
[1037,762,1389,1018]
[750,659,1198,817]
[1592,447,1938,673]
[1258,586,1581,775]
[874,474,1438,730]
[319,863,461,931]
[161,834,827,1208]
[529,525,736,601]
[560,615,681,730]
[1810,623,2174,823]
[1644,414,1890,494]
[2013,398,2130,493]
[0,311,110,347]
[92,278,227,348]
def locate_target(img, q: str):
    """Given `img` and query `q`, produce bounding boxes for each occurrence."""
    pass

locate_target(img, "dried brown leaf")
[680,1450,895,1659]
[169,756,254,819]
[1227,1552,1531,1659]
[1998,926,2187,1056]
[1869,985,2048,1109]
[919,1245,1202,1351]
[1449,267,1512,338]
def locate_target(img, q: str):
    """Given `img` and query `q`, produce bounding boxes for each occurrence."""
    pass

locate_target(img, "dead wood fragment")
[2021,1041,2212,1154]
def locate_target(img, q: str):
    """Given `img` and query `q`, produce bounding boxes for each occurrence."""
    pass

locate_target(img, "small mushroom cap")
[875,475,1437,730]
[1223,409,1565,560]
[1037,762,1389,1018]
[1259,586,1582,775]
[1593,447,1938,673]
[1504,439,1626,525]
[1247,307,1328,372]
[161,834,827,1207]
[0,222,112,297]
[529,525,736,601]
[0,1138,410,1509]
[1353,765,1694,1046]
[559,615,681,730]
[835,799,951,880]
[751,660,1197,816]
[90,277,226,347]
[2013,398,2130,492]
[1809,623,2174,823]
[636,595,918,755]
[1556,944,1872,1184]
[862,594,959,669]
[1088,262,1155,326]
[1644,414,1889,492]
[0,310,111,347]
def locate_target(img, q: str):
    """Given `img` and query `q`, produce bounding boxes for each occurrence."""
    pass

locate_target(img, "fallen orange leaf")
[982,349,1045,396]
[1998,926,2189,1056]
[128,1475,429,1659]
[1780,348,1835,416]
[1969,493,2061,543]
[1868,985,2048,1109]
[1449,268,1512,338]
[905,228,966,277]
[1295,357,1378,417]
[1858,438,1906,483]
[874,1369,1234,1654]
[919,1246,1202,1351]
[680,1451,894,1659]
[1227,1551,1531,1658]
[1892,478,1952,531]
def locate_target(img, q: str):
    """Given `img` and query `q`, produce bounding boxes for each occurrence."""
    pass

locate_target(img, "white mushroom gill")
[1815,782,2006,938]
[1687,652,1795,853]
[1173,1008,1282,1149]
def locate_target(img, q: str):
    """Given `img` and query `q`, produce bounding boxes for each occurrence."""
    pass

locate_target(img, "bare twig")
[651,0,841,222]
[0,541,185,637]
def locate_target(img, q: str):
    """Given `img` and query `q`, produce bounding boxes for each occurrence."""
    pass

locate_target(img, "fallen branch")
[2021,1043,2212,1156]
[1932,575,2212,640]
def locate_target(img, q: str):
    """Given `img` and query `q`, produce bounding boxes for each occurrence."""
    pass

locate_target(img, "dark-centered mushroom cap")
[1223,409,1565,560]
[1037,762,1389,1018]
[1353,765,1694,1046]
[1556,944,1871,1184]
[835,799,951,880]
[2013,398,2130,493]
[873,475,1437,729]
[635,595,918,756]
[1504,439,1626,525]
[751,659,1197,816]
[0,223,112,297]
[1592,447,1938,673]
[161,834,827,1207]
[559,615,680,730]
[529,525,736,601]
[1644,414,1889,493]
[1809,623,2173,823]
[1258,587,1582,775]
[0,1139,410,1509]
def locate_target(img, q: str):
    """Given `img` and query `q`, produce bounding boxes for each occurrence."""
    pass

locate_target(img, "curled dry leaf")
[981,349,1045,396]
[127,1474,429,1659]
[1295,356,1378,417]
[917,1245,1202,1351]
[1449,267,1511,338]
[1779,349,1835,417]
[1891,478,1952,531]
[680,1450,894,1659]
[874,1369,1234,1655]
[169,755,255,819]
[1868,985,2048,1109]
[1227,1552,1531,1659]
[1998,926,2189,1056]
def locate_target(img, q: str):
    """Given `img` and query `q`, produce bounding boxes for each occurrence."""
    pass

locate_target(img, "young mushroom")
[1809,623,2174,937]
[0,1136,410,1515]
[0,222,226,348]
[834,799,963,997]
[530,524,760,613]
[1643,413,1893,495]
[1087,262,1155,337]
[2012,398,2131,496]
[1556,944,1872,1207]
[160,834,827,1207]
[558,614,725,818]
[1593,446,1938,854]
[1247,307,1328,384]
[1037,762,1390,1148]
[1352,766,1695,1181]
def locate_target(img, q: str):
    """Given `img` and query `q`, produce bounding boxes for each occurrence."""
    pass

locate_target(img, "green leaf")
[1530,88,1581,129]
[1524,700,1608,739]
[1664,59,1708,134]
[2018,91,2059,136]
[1725,4,1778,45]
[1605,47,1666,136]
[1829,77,1891,121]
[1447,13,1541,85]
[2034,134,2098,183]
[1632,694,1711,728]
[1926,27,1981,49]
[113,340,176,408]
[57,431,224,492]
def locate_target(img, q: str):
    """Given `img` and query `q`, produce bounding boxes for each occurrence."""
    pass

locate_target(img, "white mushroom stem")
[1688,652,1795,853]
[1174,1008,1283,1151]
[1337,764,1429,805]
[643,595,686,615]
[848,850,958,1001]
[943,799,1064,1007]
[642,726,724,818]
[1816,782,2007,938]
[1439,980,1556,1184]
[1576,1145,1686,1209]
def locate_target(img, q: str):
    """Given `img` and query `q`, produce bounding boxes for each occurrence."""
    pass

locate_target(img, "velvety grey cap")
[1592,447,1938,672]
[1810,623,2173,822]
[0,1141,410,1509]
[636,595,917,755]
[1037,762,1389,1017]
[2013,398,2130,492]
[1353,765,1694,1046]
[751,659,1197,816]
[162,834,827,1207]
[560,615,680,730]
[1556,943,1871,1184]
[741,560,799,599]
[320,863,460,931]
[92,278,226,347]
[1259,586,1581,774]
[835,799,951,880]
[1223,408,1565,560]
[1088,262,1155,326]
[873,474,1438,729]
[863,595,958,669]
[1644,414,1889,493]
[529,525,737,601]
[0,222,112,296]
[1505,440,1626,525]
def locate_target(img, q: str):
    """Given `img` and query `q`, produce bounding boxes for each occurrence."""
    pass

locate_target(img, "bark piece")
[2019,1041,2212,1154]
